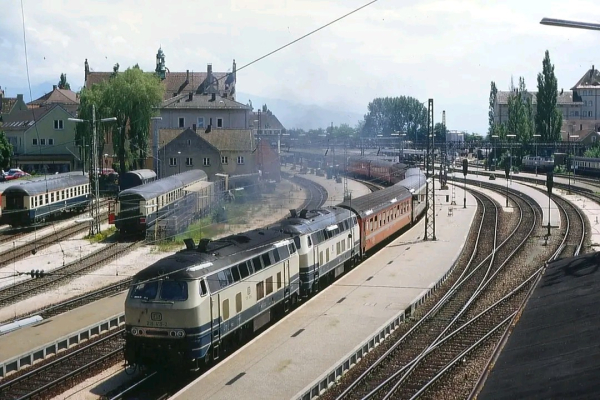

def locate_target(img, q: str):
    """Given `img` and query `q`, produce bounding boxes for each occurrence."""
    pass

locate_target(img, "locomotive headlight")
[169,331,176,337]
[176,330,185,338]
[131,328,139,335]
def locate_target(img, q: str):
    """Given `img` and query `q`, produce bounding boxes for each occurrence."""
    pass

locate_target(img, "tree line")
[488,50,563,144]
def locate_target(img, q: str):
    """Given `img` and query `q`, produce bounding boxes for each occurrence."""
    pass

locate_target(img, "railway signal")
[462,159,468,209]
[546,172,553,237]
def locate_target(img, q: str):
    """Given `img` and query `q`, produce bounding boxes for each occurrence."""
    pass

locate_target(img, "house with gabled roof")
[84,47,237,102]
[28,85,79,109]
[158,127,258,188]
[0,88,28,119]
[493,66,600,142]
[0,103,80,173]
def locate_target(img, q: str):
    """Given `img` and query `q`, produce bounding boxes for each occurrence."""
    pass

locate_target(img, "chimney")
[53,85,57,90]
[188,92,193,101]
[186,69,190,83]
[84,58,89,82]
[192,123,197,132]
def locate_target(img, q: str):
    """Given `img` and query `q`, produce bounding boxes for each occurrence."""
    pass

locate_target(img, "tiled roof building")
[84,47,237,101]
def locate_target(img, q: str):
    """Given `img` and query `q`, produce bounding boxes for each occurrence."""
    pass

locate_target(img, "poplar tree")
[535,51,563,142]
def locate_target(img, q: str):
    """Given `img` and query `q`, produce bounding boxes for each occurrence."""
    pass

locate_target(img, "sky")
[2,0,600,134]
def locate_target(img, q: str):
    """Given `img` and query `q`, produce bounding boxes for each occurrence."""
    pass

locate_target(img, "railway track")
[0,330,124,400]
[323,183,573,400]
[0,212,109,268]
[284,172,329,209]
[0,237,142,312]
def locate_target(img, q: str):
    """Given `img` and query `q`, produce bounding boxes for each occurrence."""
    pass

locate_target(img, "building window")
[186,157,193,166]
[203,157,210,166]
[589,111,593,117]
[53,120,63,130]
[221,156,228,164]
[590,101,594,107]
[169,157,177,166]
[237,156,244,164]
[187,140,191,145]
[580,124,583,131]
[197,117,204,128]
[48,138,54,145]
[217,118,223,128]
[40,138,46,145]
[32,138,38,146]
[178,117,185,128]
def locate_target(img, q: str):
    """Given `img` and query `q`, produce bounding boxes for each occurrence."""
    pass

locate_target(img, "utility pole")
[425,99,436,241]
[91,104,100,236]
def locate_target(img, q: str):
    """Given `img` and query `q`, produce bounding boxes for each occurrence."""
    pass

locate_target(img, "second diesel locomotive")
[124,169,427,371]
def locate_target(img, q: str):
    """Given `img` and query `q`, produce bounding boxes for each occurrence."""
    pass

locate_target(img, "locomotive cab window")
[239,261,250,279]
[160,280,188,301]
[130,281,159,300]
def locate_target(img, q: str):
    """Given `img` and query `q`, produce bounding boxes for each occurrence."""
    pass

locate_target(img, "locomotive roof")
[273,206,353,235]
[122,169,157,180]
[2,174,90,196]
[133,228,292,281]
[338,182,411,218]
[118,169,207,200]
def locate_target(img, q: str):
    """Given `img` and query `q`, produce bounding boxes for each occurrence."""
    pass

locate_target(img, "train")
[346,156,408,185]
[113,170,211,235]
[123,168,427,370]
[521,155,555,173]
[0,174,90,227]
[571,156,600,177]
[119,169,157,191]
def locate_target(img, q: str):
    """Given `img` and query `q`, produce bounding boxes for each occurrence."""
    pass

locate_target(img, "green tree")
[488,81,497,138]
[331,123,356,138]
[584,145,600,158]
[0,130,13,170]
[362,96,427,143]
[433,122,446,142]
[77,65,164,173]
[535,50,563,142]
[57,73,71,90]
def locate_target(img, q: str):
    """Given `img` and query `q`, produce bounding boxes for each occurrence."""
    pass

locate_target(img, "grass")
[154,198,263,252]
[85,226,117,243]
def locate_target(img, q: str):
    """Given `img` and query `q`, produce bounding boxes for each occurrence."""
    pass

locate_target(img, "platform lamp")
[177,151,182,174]
[533,134,541,176]
[491,134,499,171]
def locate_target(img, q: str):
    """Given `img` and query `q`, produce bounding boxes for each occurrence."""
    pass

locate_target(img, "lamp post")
[177,151,182,174]
[69,106,116,236]
[533,134,541,176]
[491,134,499,171]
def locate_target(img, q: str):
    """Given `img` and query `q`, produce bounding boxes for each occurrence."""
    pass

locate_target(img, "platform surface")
[478,251,600,400]
[172,183,477,400]
[0,292,126,363]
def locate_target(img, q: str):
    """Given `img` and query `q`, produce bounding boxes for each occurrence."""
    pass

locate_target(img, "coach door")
[210,294,221,360]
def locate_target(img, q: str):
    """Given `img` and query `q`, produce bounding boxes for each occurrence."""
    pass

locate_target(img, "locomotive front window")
[130,281,159,300]
[160,280,188,301]
[293,236,301,250]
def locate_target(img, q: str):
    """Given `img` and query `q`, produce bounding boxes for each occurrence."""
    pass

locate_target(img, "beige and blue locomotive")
[124,228,300,369]
[114,170,207,234]
[276,207,360,297]
[1,174,90,226]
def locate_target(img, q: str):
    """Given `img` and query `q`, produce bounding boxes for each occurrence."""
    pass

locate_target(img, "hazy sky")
[2,0,600,133]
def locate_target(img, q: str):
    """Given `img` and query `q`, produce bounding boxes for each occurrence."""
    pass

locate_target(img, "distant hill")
[236,92,364,130]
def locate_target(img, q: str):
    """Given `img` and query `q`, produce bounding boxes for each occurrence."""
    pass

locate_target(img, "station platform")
[171,183,477,400]
[0,292,126,378]
[281,165,371,207]
[476,251,600,400]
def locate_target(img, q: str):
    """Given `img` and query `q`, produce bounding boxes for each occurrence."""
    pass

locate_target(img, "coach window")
[199,279,208,296]
[256,281,265,300]
[236,293,242,313]
[261,253,272,268]
[252,256,263,272]
[239,261,250,279]
[222,299,230,320]
[45,194,49,203]
[231,265,241,282]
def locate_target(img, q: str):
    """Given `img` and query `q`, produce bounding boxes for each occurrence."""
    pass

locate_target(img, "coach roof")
[338,184,411,218]
[2,175,90,196]
[118,169,207,201]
